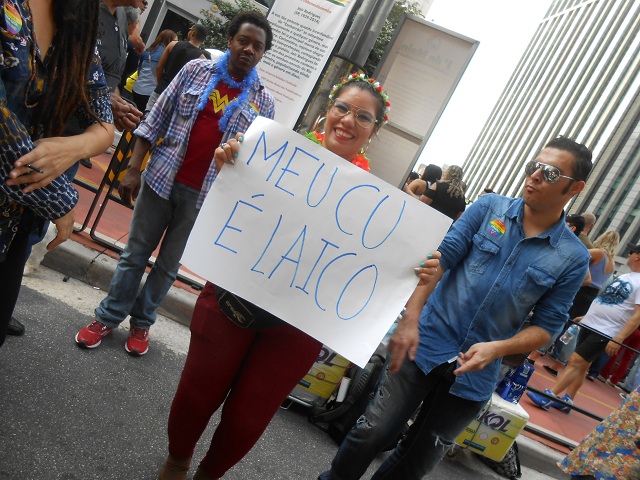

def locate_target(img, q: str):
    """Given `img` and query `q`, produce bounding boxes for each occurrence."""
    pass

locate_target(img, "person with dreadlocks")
[75,11,275,357]
[0,0,114,347]
[155,73,439,480]
[406,164,466,221]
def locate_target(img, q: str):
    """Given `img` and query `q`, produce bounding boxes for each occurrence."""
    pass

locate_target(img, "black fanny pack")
[215,287,284,329]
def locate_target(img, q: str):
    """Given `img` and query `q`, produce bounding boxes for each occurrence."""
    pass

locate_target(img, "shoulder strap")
[512,441,522,479]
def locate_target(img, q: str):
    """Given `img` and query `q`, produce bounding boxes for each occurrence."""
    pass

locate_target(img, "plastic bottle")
[382,309,405,346]
[559,324,579,345]
[495,360,536,404]
[381,322,397,346]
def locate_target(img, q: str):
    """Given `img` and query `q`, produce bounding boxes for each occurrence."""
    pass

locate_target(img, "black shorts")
[568,286,600,319]
[574,327,610,363]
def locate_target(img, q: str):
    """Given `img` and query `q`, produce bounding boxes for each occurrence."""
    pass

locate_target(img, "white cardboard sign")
[182,117,451,367]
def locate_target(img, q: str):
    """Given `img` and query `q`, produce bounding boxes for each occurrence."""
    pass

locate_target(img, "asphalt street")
[0,265,560,480]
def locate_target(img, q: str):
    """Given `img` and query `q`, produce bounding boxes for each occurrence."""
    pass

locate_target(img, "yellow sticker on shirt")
[208,88,233,114]
[4,1,22,37]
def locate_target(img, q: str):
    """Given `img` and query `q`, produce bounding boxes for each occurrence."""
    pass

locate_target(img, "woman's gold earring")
[312,116,326,134]
[359,138,372,155]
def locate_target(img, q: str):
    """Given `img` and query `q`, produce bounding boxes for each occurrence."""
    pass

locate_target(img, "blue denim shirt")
[414,195,589,401]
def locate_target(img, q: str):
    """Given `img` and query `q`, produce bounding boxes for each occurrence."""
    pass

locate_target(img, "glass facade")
[463,0,640,263]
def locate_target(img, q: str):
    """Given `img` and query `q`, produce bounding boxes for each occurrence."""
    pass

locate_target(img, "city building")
[462,0,640,261]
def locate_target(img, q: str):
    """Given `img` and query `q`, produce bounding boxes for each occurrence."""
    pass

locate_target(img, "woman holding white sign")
[158,73,439,480]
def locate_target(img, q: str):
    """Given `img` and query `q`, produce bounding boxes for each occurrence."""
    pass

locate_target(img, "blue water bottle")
[495,360,536,404]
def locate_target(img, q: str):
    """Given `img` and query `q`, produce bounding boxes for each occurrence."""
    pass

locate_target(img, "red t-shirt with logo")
[175,82,241,190]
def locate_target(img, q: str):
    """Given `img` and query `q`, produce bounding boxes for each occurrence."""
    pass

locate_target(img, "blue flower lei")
[197,50,259,132]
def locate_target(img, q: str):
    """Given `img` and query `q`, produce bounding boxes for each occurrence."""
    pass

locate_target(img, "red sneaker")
[75,320,112,348]
[125,327,149,356]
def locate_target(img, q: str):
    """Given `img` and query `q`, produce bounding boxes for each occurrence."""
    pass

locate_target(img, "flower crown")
[328,72,391,125]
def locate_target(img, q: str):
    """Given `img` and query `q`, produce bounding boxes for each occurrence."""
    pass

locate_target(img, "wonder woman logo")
[208,89,234,113]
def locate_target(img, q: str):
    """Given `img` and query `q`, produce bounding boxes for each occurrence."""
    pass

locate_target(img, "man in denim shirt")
[319,137,592,480]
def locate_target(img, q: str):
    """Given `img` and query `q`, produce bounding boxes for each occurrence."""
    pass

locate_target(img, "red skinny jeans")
[600,328,640,384]
[167,283,322,478]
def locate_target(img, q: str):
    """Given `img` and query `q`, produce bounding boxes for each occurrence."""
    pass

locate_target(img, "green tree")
[199,0,260,51]
[363,1,424,74]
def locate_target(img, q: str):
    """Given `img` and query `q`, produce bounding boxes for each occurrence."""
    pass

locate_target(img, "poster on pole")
[369,15,478,188]
[182,118,452,367]
[257,0,356,129]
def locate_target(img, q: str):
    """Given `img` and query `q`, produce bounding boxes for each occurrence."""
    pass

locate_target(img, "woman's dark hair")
[330,80,386,127]
[147,29,177,52]
[226,11,273,51]
[421,164,442,184]
[36,0,101,137]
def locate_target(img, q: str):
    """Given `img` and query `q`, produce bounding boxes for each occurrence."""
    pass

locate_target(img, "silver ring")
[220,142,228,149]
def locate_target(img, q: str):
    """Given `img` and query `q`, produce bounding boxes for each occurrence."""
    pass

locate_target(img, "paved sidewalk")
[4,266,558,480]
[40,237,569,479]
[35,154,585,478]
[41,237,197,329]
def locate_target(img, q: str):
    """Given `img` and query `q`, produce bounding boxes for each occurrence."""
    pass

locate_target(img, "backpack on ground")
[476,441,522,479]
[308,353,408,451]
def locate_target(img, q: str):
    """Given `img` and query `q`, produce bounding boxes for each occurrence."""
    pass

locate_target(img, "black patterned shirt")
[0,0,112,259]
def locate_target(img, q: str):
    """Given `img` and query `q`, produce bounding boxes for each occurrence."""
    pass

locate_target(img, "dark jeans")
[588,353,609,377]
[0,230,29,348]
[319,359,486,480]
[132,90,150,113]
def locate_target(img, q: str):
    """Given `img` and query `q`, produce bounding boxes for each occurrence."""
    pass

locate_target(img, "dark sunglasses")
[330,100,377,128]
[525,160,575,184]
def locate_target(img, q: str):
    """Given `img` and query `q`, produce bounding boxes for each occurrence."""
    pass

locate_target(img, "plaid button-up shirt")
[134,58,275,208]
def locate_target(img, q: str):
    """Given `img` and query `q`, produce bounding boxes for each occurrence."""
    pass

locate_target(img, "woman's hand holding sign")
[413,251,441,286]
[214,133,245,172]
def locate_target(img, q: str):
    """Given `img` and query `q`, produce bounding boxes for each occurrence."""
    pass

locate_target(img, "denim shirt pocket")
[514,266,556,304]
[469,233,500,274]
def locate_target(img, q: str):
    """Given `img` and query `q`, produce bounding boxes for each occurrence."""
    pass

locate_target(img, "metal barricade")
[523,319,639,448]
[71,132,204,290]
[74,130,142,237]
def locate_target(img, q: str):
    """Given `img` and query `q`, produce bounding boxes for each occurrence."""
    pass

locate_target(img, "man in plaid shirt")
[75,11,275,356]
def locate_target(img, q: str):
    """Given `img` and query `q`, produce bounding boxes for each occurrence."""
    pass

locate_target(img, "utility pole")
[296,0,396,133]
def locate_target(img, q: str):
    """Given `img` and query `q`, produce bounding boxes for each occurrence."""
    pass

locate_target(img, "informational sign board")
[369,15,478,188]
[257,0,356,129]
[182,118,451,367]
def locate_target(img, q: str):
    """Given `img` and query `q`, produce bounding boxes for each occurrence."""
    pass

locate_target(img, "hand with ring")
[214,132,244,172]
[413,251,442,286]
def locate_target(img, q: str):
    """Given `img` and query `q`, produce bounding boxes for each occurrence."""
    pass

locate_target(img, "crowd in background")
[2,2,637,479]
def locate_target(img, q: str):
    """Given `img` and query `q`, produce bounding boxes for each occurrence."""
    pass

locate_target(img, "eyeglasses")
[330,100,377,128]
[525,160,575,184]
